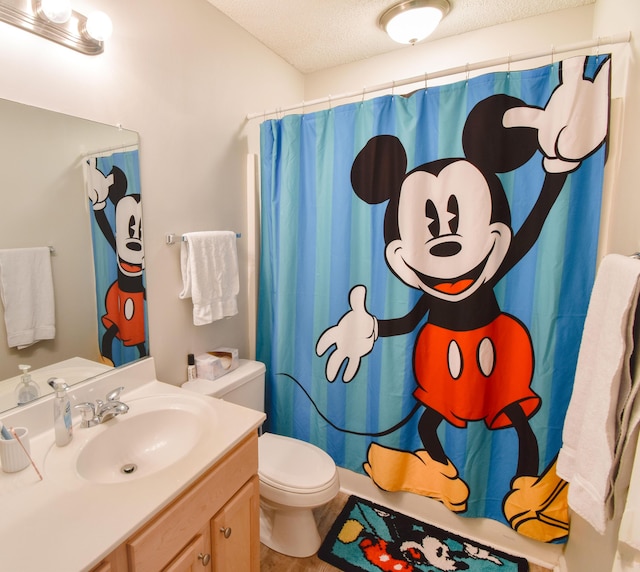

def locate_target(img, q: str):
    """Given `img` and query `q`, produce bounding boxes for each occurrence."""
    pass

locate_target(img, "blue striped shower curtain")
[85,148,147,367]
[257,55,610,542]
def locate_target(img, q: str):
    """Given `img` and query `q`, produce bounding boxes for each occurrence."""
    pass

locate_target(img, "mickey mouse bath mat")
[319,496,528,572]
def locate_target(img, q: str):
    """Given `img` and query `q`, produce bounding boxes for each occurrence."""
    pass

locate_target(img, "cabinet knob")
[220,526,232,539]
[198,552,211,566]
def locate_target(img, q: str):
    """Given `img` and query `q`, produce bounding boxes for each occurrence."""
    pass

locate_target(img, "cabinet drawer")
[211,476,260,572]
[163,530,210,572]
[127,433,258,572]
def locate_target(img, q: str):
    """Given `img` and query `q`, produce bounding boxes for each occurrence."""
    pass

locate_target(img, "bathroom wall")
[0,0,304,384]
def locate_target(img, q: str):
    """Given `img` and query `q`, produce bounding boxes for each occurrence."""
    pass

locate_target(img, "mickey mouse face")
[115,194,144,277]
[385,160,511,301]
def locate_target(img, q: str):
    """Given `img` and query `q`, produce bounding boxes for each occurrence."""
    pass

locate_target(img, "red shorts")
[101,282,146,346]
[413,313,539,429]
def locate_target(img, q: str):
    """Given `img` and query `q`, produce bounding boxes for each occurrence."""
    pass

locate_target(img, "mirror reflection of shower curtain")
[84,148,147,367]
[257,55,610,542]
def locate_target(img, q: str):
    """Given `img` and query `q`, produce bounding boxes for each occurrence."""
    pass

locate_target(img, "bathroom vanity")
[0,357,264,571]
[92,433,259,571]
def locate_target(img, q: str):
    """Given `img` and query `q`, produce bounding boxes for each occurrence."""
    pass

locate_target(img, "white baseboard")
[553,555,568,572]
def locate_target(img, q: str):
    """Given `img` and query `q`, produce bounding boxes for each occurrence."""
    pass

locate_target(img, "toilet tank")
[182,359,266,413]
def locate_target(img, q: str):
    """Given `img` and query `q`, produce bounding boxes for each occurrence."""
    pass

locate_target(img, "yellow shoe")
[363,443,469,512]
[99,355,115,367]
[337,519,364,544]
[503,458,569,542]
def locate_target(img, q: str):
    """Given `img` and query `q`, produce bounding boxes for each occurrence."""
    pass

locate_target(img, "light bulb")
[85,11,113,42]
[385,6,443,44]
[39,0,72,24]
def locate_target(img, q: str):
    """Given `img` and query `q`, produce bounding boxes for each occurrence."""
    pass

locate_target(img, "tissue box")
[195,347,239,380]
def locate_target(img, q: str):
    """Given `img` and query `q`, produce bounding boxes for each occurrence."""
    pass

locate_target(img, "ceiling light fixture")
[0,0,112,54]
[380,0,450,45]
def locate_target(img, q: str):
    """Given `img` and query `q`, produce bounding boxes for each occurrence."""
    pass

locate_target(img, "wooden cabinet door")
[210,476,260,572]
[88,545,128,572]
[163,529,211,572]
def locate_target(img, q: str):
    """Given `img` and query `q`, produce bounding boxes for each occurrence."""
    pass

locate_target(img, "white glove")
[86,158,113,210]
[463,543,502,565]
[316,285,378,382]
[503,56,610,173]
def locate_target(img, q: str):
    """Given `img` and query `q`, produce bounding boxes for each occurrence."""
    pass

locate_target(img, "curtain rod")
[247,32,630,121]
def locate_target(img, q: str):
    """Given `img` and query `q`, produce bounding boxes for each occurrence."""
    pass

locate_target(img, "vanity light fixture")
[379,0,450,45]
[38,0,71,23]
[0,0,112,55]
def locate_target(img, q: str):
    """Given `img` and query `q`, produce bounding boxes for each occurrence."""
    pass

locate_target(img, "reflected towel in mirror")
[0,247,56,349]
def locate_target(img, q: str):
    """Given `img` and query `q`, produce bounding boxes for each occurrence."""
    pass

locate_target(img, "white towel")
[613,426,640,570]
[0,247,56,349]
[179,231,239,325]
[557,254,640,533]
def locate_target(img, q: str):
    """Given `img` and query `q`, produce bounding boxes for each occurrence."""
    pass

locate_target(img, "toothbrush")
[0,421,12,440]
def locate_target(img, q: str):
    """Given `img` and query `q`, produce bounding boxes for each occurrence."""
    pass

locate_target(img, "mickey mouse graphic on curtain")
[316,56,610,543]
[87,157,147,367]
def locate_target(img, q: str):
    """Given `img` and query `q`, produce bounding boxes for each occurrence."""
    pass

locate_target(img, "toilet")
[182,359,340,558]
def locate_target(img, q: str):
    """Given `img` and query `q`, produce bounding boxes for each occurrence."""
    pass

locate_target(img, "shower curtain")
[257,54,611,543]
[84,148,147,368]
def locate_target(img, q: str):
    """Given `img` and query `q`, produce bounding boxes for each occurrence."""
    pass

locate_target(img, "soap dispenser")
[15,364,40,406]
[47,378,73,447]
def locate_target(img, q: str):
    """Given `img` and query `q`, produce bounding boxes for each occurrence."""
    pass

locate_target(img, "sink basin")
[77,407,203,483]
[45,393,217,484]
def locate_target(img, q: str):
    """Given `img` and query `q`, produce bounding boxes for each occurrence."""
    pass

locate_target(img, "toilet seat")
[258,432,337,494]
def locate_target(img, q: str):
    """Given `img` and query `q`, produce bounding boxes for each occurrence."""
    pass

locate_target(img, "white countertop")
[0,357,265,572]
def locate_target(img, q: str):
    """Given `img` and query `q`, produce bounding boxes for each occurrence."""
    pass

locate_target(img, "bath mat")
[319,495,528,572]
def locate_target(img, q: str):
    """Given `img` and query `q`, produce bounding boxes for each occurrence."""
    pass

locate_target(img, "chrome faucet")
[75,386,129,427]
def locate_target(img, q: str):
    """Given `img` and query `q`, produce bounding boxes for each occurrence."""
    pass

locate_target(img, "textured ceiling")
[206,0,595,74]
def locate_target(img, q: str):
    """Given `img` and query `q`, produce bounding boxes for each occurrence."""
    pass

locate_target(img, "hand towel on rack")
[0,247,56,349]
[179,231,239,325]
[556,253,640,533]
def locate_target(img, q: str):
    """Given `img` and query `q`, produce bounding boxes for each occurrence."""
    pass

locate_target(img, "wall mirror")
[0,97,146,413]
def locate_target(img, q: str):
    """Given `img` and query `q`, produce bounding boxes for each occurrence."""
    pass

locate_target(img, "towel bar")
[166,233,241,245]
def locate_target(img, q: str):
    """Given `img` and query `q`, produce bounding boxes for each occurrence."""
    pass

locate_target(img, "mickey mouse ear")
[462,94,538,174]
[108,165,129,203]
[351,135,407,205]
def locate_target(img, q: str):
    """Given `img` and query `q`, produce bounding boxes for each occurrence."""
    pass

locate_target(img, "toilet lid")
[258,432,336,492]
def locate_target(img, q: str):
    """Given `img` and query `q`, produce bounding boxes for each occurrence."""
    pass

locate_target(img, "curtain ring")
[596,36,601,57]
[507,53,511,77]
[361,87,366,104]
[328,95,332,110]
[424,72,428,91]
[465,63,470,82]
[551,45,555,65]
[391,80,395,97]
